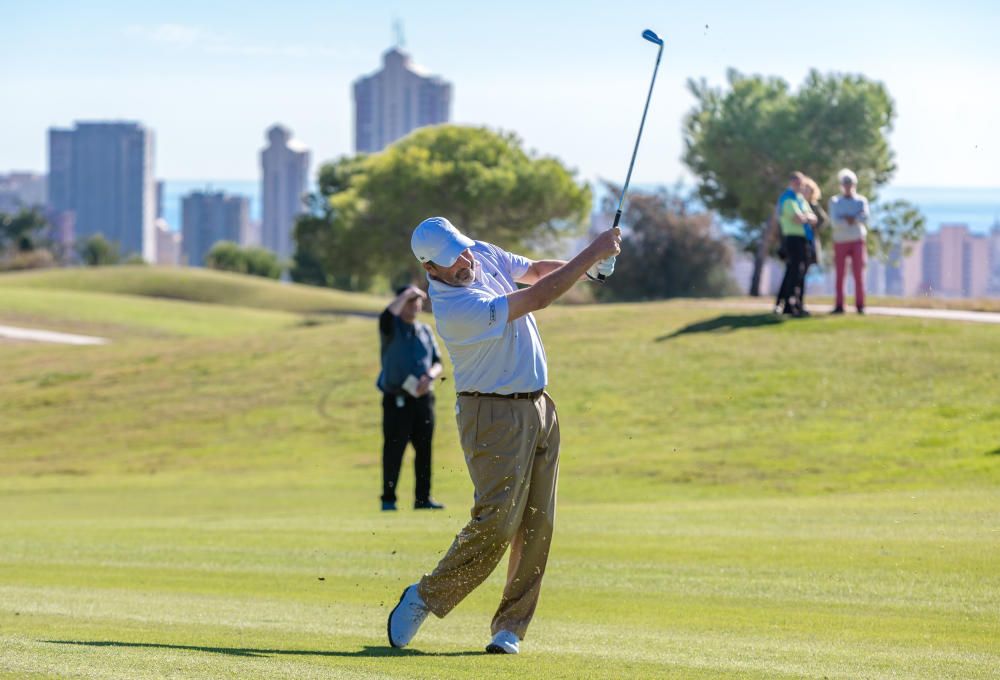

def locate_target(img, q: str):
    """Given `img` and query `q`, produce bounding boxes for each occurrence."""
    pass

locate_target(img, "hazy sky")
[3,0,998,187]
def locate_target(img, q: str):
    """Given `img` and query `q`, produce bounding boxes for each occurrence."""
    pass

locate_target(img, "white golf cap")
[411,216,475,267]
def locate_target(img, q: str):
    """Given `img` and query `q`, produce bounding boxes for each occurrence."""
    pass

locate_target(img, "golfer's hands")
[585,227,621,281]
[590,226,621,260]
[586,258,616,281]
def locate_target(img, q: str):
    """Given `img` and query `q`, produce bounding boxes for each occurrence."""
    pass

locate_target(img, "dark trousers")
[381,392,434,503]
[776,235,809,312]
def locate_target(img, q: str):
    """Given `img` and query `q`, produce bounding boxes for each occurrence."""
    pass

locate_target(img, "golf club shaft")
[599,43,663,280]
[617,47,663,217]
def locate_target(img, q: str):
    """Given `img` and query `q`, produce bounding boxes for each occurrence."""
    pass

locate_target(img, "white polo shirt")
[427,241,547,394]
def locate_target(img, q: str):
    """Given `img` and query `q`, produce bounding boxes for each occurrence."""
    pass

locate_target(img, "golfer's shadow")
[655,313,787,341]
[43,640,482,658]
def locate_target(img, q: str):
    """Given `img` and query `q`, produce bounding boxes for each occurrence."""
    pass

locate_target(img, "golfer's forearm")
[506,250,597,320]
[517,259,566,285]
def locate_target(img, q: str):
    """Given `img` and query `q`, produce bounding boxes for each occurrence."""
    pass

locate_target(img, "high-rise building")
[154,218,181,266]
[260,124,309,261]
[920,224,993,298]
[353,46,452,153]
[0,172,47,213]
[989,220,1000,294]
[885,239,925,297]
[181,191,248,266]
[156,180,165,219]
[963,233,990,298]
[47,121,156,260]
[865,257,888,296]
[47,130,74,216]
[922,225,964,296]
[244,219,262,248]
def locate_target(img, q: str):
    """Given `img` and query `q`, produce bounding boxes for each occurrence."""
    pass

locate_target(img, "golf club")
[598,28,664,281]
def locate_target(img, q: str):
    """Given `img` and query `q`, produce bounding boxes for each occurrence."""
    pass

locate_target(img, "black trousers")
[381,392,434,503]
[776,235,809,312]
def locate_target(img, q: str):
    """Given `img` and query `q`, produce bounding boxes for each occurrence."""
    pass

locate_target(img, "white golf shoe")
[485,630,520,654]
[387,584,429,648]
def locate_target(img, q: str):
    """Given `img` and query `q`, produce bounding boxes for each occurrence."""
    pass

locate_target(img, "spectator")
[377,285,445,511]
[774,172,818,317]
[828,169,870,314]
[801,176,828,271]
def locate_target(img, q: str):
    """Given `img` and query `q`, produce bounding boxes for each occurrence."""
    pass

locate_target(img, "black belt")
[457,389,545,400]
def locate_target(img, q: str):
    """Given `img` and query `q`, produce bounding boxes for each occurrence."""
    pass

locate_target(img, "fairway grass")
[0,266,386,315]
[1,290,997,678]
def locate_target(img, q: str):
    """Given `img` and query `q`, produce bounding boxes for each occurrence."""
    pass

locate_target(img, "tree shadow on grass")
[656,313,788,342]
[987,447,1000,456]
[43,640,482,658]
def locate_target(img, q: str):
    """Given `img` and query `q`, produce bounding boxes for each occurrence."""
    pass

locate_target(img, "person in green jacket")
[774,172,818,317]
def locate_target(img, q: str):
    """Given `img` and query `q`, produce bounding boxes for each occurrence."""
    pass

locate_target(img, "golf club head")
[642,29,663,46]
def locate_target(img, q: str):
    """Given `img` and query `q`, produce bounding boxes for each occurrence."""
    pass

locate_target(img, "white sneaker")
[485,630,520,654]
[387,584,429,648]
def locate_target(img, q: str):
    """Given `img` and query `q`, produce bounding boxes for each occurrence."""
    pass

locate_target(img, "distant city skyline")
[47,121,156,260]
[260,124,310,260]
[353,46,452,153]
[3,1,998,187]
[181,190,248,266]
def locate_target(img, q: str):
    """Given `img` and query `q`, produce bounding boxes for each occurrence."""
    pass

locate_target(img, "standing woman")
[801,177,828,273]
[828,169,870,314]
[774,172,818,317]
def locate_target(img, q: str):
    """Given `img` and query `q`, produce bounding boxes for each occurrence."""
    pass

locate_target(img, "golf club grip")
[597,210,623,281]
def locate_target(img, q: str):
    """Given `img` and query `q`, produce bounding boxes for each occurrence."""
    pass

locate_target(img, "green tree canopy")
[242,246,282,279]
[78,234,120,266]
[868,199,927,263]
[291,125,592,291]
[683,69,923,294]
[206,241,282,279]
[0,208,50,253]
[594,185,737,301]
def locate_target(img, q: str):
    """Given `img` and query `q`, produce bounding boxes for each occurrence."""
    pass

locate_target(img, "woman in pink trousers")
[828,169,870,314]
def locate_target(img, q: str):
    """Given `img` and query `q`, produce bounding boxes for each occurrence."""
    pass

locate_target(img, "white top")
[829,194,870,243]
[427,241,547,394]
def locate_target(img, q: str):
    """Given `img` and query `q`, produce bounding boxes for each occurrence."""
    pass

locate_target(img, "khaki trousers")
[417,392,560,639]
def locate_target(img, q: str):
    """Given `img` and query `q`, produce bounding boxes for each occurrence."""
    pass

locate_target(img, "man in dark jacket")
[378,285,445,511]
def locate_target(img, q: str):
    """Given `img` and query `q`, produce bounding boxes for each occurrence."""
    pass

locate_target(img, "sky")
[3,0,999,188]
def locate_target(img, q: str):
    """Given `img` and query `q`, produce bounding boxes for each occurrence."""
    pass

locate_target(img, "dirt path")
[711,301,1000,324]
[0,324,108,345]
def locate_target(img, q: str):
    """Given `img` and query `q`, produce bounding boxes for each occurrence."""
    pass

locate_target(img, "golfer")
[387,216,620,655]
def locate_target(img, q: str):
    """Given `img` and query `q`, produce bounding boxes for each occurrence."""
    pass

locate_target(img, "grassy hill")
[0,265,386,314]
[0,273,997,679]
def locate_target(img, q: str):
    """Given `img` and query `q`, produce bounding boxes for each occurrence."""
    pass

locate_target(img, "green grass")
[859,295,1000,313]
[726,295,1000,314]
[0,265,386,314]
[1,279,998,679]
[0,286,305,339]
